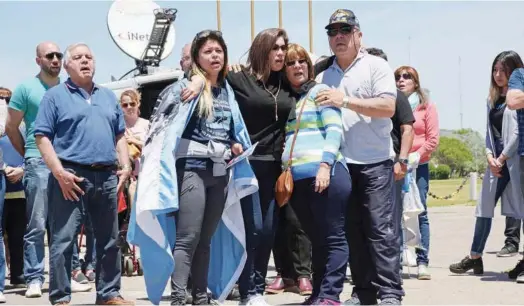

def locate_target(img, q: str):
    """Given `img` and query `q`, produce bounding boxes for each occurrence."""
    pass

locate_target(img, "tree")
[432,136,474,177]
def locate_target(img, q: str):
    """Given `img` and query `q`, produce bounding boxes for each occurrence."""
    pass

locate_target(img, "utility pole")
[408,36,411,64]
[459,56,463,130]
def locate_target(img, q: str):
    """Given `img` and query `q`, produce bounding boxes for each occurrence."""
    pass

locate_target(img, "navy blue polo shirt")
[34,78,126,165]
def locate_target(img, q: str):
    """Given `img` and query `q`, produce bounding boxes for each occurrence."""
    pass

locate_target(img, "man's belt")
[60,160,118,172]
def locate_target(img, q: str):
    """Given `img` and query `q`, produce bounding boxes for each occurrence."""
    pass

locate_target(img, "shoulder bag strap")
[286,92,310,169]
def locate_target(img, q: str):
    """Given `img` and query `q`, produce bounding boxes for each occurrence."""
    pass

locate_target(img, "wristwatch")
[399,158,409,165]
[342,96,350,108]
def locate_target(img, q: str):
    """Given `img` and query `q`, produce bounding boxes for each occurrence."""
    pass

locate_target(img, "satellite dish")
[107,0,176,62]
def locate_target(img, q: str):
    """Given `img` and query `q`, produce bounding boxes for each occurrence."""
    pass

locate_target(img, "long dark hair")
[190,30,228,118]
[246,28,288,82]
[489,50,524,105]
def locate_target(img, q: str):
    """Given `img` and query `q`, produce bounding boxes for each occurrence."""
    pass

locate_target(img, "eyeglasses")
[121,102,137,108]
[395,73,412,81]
[45,52,63,60]
[327,26,353,37]
[195,30,223,39]
[272,44,288,52]
[285,59,307,67]
[0,96,9,103]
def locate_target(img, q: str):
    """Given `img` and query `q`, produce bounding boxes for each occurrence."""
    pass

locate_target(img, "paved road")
[4,205,524,305]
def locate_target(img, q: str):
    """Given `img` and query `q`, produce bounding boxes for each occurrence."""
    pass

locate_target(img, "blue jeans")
[291,164,350,302]
[238,161,279,300]
[470,164,510,255]
[72,214,96,272]
[48,166,121,304]
[415,163,430,266]
[0,174,7,292]
[22,157,49,285]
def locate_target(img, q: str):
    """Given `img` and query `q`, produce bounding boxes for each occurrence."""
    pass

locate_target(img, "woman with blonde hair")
[394,65,439,280]
[449,51,524,277]
[120,89,149,202]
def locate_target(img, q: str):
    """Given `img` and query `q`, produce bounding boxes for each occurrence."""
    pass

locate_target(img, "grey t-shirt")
[315,52,397,164]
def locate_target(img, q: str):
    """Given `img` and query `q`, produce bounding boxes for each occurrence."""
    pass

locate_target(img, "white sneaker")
[25,282,42,298]
[71,279,92,292]
[0,292,6,303]
[239,295,271,306]
[417,264,431,280]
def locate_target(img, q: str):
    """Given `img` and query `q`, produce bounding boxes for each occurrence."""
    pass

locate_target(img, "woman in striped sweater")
[282,44,351,305]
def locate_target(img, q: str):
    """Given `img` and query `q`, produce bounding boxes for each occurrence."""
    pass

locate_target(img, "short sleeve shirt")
[315,52,397,164]
[9,76,56,158]
[33,79,125,165]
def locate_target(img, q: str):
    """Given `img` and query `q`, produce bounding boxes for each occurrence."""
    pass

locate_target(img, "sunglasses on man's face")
[327,26,353,37]
[121,102,137,108]
[44,52,63,61]
[395,73,412,81]
[0,96,10,103]
[285,59,307,67]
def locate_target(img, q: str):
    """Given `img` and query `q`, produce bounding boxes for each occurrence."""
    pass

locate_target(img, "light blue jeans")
[0,174,7,292]
[415,163,430,266]
[22,157,49,285]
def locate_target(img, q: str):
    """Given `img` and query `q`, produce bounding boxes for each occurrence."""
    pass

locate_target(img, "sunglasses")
[45,52,63,60]
[286,59,307,67]
[272,44,288,52]
[195,30,223,40]
[0,96,9,103]
[121,102,137,108]
[395,73,412,81]
[327,26,353,37]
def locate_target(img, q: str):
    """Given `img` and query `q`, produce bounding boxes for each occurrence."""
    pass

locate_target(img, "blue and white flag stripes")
[127,78,259,304]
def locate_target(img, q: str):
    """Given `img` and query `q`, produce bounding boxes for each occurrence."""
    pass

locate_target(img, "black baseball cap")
[325,9,360,30]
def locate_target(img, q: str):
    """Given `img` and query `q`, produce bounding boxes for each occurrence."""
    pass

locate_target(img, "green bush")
[429,163,438,180]
[435,164,451,180]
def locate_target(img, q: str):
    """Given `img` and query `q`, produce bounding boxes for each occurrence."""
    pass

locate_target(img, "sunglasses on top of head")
[44,52,63,60]
[285,59,307,67]
[121,102,137,108]
[327,26,353,37]
[395,73,412,81]
[195,30,223,40]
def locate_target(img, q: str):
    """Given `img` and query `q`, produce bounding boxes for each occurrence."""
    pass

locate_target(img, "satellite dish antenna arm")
[136,7,178,75]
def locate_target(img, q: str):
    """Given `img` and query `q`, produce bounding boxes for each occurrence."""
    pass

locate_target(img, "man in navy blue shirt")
[33,43,134,305]
[506,67,524,283]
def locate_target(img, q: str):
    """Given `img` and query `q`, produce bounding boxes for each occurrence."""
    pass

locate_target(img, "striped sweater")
[282,83,344,181]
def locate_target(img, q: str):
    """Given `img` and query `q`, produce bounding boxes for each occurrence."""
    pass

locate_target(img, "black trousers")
[3,197,27,285]
[504,217,523,249]
[272,202,312,280]
[346,160,404,304]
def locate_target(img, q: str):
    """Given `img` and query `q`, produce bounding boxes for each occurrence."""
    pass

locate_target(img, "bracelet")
[121,164,132,171]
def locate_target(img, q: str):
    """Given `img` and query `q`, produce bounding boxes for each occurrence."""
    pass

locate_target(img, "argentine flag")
[127,79,259,304]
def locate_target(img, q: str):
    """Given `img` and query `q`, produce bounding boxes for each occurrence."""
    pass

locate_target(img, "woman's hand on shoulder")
[228,64,244,73]
[181,76,205,103]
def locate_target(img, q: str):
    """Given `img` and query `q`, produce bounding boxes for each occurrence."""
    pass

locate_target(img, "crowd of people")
[0,7,523,306]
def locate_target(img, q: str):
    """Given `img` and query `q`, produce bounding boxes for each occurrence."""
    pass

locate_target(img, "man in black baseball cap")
[324,9,360,29]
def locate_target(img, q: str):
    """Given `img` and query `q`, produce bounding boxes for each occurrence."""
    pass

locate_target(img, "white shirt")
[315,52,397,164]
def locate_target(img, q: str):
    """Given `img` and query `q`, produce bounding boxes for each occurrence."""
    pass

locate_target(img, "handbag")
[275,96,308,207]
[128,143,141,160]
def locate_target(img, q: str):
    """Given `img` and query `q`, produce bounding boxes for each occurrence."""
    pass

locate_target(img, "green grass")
[427,178,482,207]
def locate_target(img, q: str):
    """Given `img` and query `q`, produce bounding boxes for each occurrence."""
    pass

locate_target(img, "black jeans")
[238,161,280,300]
[3,197,26,285]
[346,160,403,304]
[170,169,228,304]
[504,217,523,250]
[272,202,312,280]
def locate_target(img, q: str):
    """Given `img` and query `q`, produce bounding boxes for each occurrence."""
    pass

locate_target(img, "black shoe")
[449,256,484,275]
[507,259,524,279]
[497,245,518,257]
